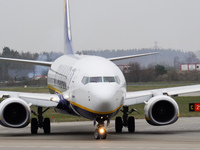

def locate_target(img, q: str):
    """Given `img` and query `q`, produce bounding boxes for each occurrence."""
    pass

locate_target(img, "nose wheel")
[94,126,107,140]
[93,118,108,140]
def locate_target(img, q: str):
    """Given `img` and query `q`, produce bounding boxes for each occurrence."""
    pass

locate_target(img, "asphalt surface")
[0,118,200,150]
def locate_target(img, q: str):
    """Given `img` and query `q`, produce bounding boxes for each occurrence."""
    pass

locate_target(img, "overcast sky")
[0,0,200,53]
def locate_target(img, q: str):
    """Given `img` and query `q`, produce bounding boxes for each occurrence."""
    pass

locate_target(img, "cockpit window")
[82,76,120,85]
[82,76,89,85]
[115,76,120,84]
[103,77,115,82]
[90,77,102,83]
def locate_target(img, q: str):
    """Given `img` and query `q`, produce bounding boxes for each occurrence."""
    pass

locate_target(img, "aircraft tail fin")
[64,0,74,55]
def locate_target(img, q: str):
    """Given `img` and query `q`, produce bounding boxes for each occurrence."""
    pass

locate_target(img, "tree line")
[0,47,200,86]
[126,62,200,82]
[0,47,62,86]
[78,48,200,69]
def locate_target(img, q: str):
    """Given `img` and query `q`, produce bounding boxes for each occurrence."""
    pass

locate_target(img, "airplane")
[0,0,200,140]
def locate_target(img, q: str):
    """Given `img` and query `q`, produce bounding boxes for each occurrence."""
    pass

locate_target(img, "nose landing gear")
[94,118,108,140]
[94,126,107,140]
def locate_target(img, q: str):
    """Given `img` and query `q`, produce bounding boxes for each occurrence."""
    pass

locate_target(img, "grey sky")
[0,0,200,53]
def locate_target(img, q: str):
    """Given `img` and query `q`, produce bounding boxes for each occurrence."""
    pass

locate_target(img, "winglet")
[64,0,74,54]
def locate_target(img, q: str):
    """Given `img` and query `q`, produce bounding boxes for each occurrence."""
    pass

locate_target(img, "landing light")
[63,93,69,100]
[50,96,59,102]
[99,128,105,134]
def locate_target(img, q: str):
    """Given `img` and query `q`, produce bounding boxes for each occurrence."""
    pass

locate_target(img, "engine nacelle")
[144,95,179,126]
[0,98,31,128]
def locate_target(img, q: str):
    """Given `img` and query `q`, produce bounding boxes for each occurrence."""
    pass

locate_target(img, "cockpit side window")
[115,76,120,84]
[82,76,89,85]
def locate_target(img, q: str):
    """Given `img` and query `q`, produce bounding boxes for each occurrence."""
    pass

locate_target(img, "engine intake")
[0,98,31,128]
[144,95,179,126]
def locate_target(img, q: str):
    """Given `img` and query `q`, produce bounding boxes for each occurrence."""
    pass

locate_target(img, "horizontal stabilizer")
[108,52,158,61]
[0,57,52,67]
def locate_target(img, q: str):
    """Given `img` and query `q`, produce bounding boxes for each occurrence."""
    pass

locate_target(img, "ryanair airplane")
[0,0,199,140]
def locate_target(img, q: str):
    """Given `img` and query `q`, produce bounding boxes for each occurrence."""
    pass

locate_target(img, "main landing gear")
[31,107,51,134]
[115,106,139,133]
[93,118,108,140]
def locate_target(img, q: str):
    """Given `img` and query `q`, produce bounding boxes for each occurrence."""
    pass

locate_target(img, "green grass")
[0,86,49,93]
[126,82,196,92]
[1,84,200,122]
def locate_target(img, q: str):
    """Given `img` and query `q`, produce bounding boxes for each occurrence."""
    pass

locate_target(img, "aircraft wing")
[0,91,59,107]
[0,57,52,67]
[108,52,158,61]
[125,84,200,106]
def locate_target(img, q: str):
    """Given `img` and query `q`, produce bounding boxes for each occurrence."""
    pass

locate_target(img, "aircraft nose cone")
[90,85,115,100]
[89,84,123,113]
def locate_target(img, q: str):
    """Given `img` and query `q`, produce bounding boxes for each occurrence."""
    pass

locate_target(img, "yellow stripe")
[69,100,123,115]
[48,84,62,94]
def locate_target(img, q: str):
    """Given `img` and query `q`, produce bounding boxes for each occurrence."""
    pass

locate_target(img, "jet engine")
[0,98,31,128]
[144,95,179,126]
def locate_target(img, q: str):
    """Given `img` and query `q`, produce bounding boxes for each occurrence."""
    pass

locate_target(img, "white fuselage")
[47,55,126,120]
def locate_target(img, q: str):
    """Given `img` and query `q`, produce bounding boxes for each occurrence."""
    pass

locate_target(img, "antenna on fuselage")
[64,0,74,55]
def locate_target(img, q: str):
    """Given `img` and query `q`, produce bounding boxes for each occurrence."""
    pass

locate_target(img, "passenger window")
[90,77,102,83]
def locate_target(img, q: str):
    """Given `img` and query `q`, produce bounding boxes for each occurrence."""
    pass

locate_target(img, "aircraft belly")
[71,103,120,120]
[54,107,80,117]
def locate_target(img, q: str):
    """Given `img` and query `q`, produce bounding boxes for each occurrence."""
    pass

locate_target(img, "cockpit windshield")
[90,77,102,83]
[82,76,120,85]
[103,77,115,82]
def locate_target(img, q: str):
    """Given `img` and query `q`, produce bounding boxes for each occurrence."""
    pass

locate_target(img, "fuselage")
[47,54,126,120]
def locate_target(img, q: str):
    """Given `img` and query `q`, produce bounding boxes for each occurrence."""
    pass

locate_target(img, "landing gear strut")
[31,107,50,134]
[94,118,107,140]
[115,106,139,133]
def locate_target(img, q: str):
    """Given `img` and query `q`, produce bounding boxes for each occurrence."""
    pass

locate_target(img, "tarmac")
[0,117,200,150]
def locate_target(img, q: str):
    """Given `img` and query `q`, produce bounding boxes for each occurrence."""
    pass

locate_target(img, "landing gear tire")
[94,129,100,140]
[100,132,107,139]
[128,116,135,133]
[100,128,107,139]
[31,118,38,134]
[31,107,51,134]
[115,117,123,133]
[43,118,51,134]
[94,128,107,140]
